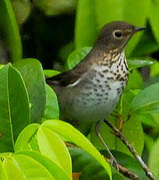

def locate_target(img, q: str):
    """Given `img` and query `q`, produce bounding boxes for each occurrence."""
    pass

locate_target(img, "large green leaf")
[42,120,112,180]
[37,126,72,179]
[0,0,22,61]
[14,58,46,123]
[43,85,59,120]
[15,124,72,180]
[123,0,150,56]
[21,151,71,180]
[149,0,159,43]
[0,65,30,152]
[0,153,55,180]
[14,124,40,152]
[148,138,159,178]
[127,58,154,70]
[75,0,97,48]
[131,83,159,112]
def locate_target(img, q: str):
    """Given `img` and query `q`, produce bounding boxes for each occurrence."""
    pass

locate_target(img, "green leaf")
[15,124,71,180]
[94,0,123,29]
[149,138,159,178]
[112,151,149,180]
[15,124,40,152]
[14,58,46,123]
[44,70,60,78]
[90,114,144,156]
[132,29,159,57]
[11,0,31,25]
[34,0,76,16]
[149,0,159,42]
[150,60,159,78]
[70,147,126,180]
[0,0,22,61]
[0,64,30,152]
[0,158,6,180]
[126,70,143,89]
[124,0,150,56]
[67,47,92,69]
[1,154,25,179]
[127,58,154,70]
[8,153,55,179]
[75,0,97,48]
[43,85,59,120]
[42,120,112,180]
[37,126,72,178]
[21,151,71,180]
[131,83,159,112]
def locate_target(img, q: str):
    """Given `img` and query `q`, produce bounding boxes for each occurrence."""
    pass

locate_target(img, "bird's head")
[96,21,145,52]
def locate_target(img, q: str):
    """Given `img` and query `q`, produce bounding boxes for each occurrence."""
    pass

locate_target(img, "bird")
[47,21,145,167]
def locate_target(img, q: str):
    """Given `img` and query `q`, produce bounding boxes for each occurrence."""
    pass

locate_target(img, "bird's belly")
[61,80,125,124]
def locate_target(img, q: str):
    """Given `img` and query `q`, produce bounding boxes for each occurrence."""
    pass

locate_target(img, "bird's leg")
[96,120,119,170]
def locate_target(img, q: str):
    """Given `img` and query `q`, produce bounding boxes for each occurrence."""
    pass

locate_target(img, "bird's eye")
[113,30,123,39]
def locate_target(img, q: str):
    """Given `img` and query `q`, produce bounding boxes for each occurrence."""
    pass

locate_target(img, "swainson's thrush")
[47,21,145,167]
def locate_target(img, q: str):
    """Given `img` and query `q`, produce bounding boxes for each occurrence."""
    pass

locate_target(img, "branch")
[107,159,142,180]
[66,143,142,180]
[104,119,156,180]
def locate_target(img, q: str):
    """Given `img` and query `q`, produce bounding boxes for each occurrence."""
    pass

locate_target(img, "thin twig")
[66,143,142,179]
[107,159,142,180]
[104,119,156,180]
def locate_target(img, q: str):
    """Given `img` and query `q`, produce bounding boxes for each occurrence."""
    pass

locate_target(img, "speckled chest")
[76,51,129,112]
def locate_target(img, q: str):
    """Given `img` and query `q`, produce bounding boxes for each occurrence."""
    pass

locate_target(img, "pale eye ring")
[113,30,123,39]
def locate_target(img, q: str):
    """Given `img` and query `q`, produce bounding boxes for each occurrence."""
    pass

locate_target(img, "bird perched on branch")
[47,21,145,167]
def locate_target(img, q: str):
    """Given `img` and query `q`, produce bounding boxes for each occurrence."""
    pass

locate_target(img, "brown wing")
[46,69,81,87]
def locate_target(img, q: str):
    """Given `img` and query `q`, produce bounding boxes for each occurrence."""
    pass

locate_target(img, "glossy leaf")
[44,69,60,78]
[43,85,59,120]
[131,83,159,112]
[21,151,71,180]
[15,124,72,179]
[12,153,55,179]
[127,58,154,70]
[126,70,143,89]
[37,126,72,178]
[14,58,46,123]
[0,0,22,61]
[0,64,30,152]
[75,0,97,48]
[14,124,40,152]
[149,138,159,178]
[150,60,159,78]
[149,0,159,42]
[42,120,112,180]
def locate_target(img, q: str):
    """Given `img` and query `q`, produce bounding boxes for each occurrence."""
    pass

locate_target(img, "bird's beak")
[134,26,146,32]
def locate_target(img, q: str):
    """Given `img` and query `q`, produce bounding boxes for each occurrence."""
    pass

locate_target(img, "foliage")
[0,0,159,179]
